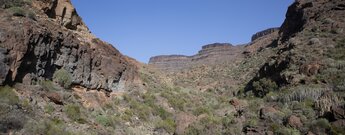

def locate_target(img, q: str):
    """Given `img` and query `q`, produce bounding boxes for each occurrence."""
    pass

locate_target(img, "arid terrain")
[0,0,345,135]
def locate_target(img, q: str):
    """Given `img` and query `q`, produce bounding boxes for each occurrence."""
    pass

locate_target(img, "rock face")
[149,43,244,71]
[286,115,303,128]
[34,0,86,31]
[0,0,137,92]
[251,27,279,41]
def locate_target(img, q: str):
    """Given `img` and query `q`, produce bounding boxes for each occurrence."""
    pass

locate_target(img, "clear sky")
[71,0,294,63]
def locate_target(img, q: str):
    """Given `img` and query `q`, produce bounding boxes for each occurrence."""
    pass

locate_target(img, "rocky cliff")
[251,27,279,41]
[0,0,137,92]
[149,43,244,71]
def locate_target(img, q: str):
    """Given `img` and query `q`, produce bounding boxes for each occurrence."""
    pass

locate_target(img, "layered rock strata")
[149,43,244,71]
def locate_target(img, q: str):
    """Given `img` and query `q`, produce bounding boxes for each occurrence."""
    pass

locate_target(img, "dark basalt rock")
[0,4,137,92]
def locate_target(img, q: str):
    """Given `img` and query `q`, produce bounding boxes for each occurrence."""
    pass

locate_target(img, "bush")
[274,127,300,135]
[53,69,72,89]
[26,10,36,20]
[153,106,172,120]
[193,106,212,116]
[65,104,84,123]
[40,80,60,91]
[7,6,25,16]
[310,118,331,134]
[222,115,235,128]
[44,103,55,114]
[328,39,345,60]
[0,0,31,8]
[95,115,113,127]
[0,86,19,105]
[278,85,325,103]
[253,78,278,97]
[155,118,176,133]
[312,118,331,129]
[161,88,188,111]
[25,118,73,135]
[184,115,222,135]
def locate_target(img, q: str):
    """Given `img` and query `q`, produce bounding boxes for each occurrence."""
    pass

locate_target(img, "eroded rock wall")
[0,1,138,92]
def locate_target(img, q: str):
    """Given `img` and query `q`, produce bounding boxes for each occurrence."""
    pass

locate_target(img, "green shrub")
[184,125,200,135]
[27,10,36,20]
[328,39,345,60]
[44,103,55,114]
[245,118,258,127]
[312,118,331,129]
[155,118,176,133]
[161,88,188,111]
[253,78,278,97]
[0,86,19,105]
[153,106,172,120]
[0,0,31,8]
[275,127,301,135]
[25,118,73,135]
[128,97,152,121]
[222,115,235,128]
[21,98,32,110]
[122,109,134,122]
[53,69,72,89]
[193,106,212,116]
[278,85,324,103]
[65,104,84,123]
[8,6,25,16]
[96,115,113,127]
[40,80,60,91]
[184,115,222,135]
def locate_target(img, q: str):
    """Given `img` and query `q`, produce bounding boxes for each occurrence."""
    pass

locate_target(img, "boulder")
[46,92,63,105]
[286,115,303,128]
[259,107,277,119]
[309,38,321,45]
[331,105,345,120]
[331,119,345,129]
[229,98,241,107]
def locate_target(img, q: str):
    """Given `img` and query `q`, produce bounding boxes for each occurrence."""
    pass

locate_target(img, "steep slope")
[146,0,345,134]
[0,0,140,134]
[0,0,137,92]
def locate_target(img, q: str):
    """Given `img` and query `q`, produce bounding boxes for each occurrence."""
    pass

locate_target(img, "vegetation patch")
[65,104,85,123]
[0,86,19,105]
[53,69,73,89]
[253,78,278,97]
[25,118,73,135]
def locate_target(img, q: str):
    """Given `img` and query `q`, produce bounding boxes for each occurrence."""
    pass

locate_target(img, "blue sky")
[71,0,294,63]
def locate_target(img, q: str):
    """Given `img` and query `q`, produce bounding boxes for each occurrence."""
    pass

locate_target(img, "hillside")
[0,0,345,135]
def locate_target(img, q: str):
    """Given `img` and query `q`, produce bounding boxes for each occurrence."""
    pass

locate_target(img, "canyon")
[0,0,344,135]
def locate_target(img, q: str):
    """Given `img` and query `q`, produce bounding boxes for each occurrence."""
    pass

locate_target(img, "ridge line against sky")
[71,0,294,63]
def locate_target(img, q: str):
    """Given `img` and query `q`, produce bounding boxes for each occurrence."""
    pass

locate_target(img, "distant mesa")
[149,43,244,71]
[251,27,280,41]
[149,28,281,72]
